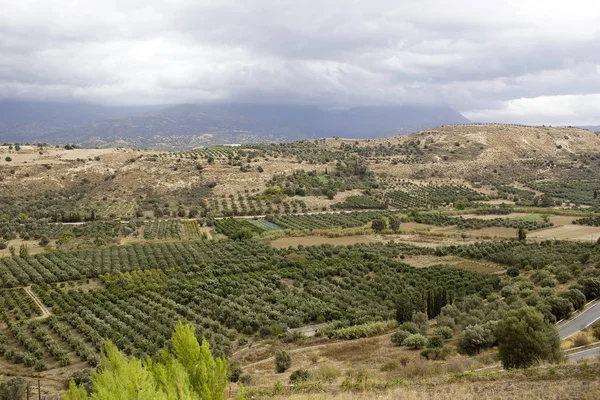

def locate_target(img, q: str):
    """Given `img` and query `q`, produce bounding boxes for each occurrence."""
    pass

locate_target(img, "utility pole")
[38,379,41,400]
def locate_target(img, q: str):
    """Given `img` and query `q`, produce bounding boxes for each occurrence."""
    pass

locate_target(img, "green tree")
[19,244,28,258]
[579,277,600,300]
[274,349,291,373]
[455,199,467,210]
[560,289,586,310]
[391,329,411,346]
[517,227,527,242]
[395,292,415,323]
[388,215,401,232]
[371,218,386,233]
[0,377,26,400]
[63,322,230,400]
[458,324,495,355]
[411,312,429,334]
[496,307,562,369]
[403,334,428,349]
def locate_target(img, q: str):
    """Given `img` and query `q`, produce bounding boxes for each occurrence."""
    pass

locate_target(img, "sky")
[1,0,600,125]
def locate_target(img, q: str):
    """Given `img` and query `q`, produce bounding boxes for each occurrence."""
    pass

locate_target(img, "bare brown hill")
[2,124,599,209]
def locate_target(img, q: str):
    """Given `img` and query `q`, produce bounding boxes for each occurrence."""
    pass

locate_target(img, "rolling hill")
[0,102,469,149]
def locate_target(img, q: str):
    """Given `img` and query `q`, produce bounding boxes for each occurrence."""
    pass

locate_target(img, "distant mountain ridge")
[0,101,470,149]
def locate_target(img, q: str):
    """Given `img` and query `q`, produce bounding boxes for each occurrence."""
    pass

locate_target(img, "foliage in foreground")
[63,322,234,400]
[496,307,562,369]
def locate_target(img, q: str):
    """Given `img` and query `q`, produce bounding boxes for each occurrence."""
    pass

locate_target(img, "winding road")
[558,302,600,340]
[568,346,600,361]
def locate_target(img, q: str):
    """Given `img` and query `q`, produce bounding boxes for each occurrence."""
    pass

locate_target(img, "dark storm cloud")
[1,0,600,124]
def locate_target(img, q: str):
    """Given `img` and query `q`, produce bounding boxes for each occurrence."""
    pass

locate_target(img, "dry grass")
[275,379,600,400]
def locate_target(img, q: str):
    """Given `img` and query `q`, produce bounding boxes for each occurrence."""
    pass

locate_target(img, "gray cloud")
[1,0,600,124]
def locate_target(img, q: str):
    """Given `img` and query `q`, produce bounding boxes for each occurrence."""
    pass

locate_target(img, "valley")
[2,124,600,399]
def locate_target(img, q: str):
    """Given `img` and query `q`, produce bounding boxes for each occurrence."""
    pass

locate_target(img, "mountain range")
[0,101,470,149]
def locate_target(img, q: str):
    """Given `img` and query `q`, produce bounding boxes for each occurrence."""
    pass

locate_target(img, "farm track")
[23,285,52,319]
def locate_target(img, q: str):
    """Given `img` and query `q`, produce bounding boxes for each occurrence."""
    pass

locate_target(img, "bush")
[411,312,429,334]
[507,267,520,277]
[434,326,453,340]
[229,361,243,382]
[275,349,292,373]
[427,335,444,348]
[436,316,455,329]
[560,289,586,310]
[592,323,600,341]
[379,360,400,371]
[0,377,25,400]
[458,324,495,355]
[403,334,428,349]
[496,307,561,369]
[398,322,419,334]
[239,374,252,385]
[289,369,309,384]
[391,329,411,346]
[316,365,341,383]
[545,295,574,321]
[420,346,451,361]
[572,333,590,347]
[580,277,600,300]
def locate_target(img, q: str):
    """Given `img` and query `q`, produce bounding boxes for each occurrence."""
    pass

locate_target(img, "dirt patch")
[529,224,600,242]
[0,239,45,257]
[270,235,379,248]
[403,255,505,274]
[458,213,530,220]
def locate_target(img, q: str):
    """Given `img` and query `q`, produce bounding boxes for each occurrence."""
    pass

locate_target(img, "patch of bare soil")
[529,224,600,242]
[402,255,505,274]
[270,235,379,248]
[0,239,45,257]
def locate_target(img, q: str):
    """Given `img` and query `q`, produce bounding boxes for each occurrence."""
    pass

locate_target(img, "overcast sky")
[1,0,600,125]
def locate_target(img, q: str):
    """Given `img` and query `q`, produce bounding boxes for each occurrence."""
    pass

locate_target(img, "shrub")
[434,326,453,340]
[229,361,243,382]
[572,333,590,347]
[403,334,428,349]
[496,307,561,369]
[391,329,411,346]
[289,369,309,384]
[239,374,252,385]
[458,324,495,355]
[275,349,292,373]
[436,316,455,329]
[398,322,419,334]
[580,277,600,300]
[427,335,444,348]
[379,360,400,372]
[592,323,600,341]
[507,267,520,277]
[316,365,341,383]
[411,312,429,334]
[560,289,586,310]
[0,377,26,400]
[420,346,451,360]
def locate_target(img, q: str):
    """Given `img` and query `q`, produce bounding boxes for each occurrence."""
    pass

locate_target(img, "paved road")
[558,302,600,339]
[568,347,600,361]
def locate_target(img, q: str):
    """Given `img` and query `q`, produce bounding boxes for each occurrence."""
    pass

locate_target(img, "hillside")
[0,102,469,149]
[1,124,599,204]
[3,124,600,398]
